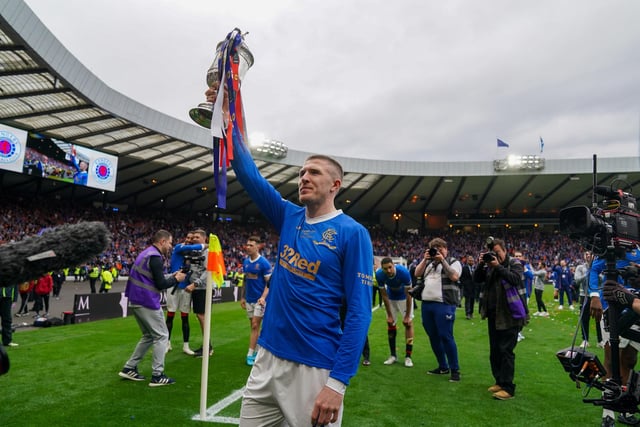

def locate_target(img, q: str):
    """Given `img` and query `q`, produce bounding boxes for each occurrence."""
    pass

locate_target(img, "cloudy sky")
[24,0,640,162]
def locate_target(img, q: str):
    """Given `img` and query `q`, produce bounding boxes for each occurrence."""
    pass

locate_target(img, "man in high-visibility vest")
[100,266,114,293]
[88,264,101,294]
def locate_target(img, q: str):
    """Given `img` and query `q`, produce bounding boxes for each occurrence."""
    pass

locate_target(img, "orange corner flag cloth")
[206,234,226,288]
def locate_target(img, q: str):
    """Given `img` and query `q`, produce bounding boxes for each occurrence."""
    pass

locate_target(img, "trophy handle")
[189,103,214,129]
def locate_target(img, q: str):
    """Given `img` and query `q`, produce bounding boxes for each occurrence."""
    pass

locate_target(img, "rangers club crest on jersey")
[314,228,337,250]
[0,130,22,164]
[93,157,114,184]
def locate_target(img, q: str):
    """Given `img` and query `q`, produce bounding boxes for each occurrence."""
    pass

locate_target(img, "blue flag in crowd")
[497,138,509,148]
[540,137,544,153]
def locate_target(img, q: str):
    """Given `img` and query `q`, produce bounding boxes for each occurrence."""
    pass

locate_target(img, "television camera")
[182,251,206,273]
[171,250,206,295]
[559,180,640,256]
[558,176,640,413]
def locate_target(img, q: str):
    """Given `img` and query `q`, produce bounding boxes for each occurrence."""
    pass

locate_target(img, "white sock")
[247,349,254,357]
[602,409,614,419]
[183,343,191,349]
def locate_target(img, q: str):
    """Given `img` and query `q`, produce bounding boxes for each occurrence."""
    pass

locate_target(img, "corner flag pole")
[199,234,226,421]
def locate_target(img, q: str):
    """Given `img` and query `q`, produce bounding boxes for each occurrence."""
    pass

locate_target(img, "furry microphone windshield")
[0,221,111,286]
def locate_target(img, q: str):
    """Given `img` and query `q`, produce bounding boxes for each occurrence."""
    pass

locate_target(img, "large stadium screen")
[20,131,119,192]
[0,124,28,173]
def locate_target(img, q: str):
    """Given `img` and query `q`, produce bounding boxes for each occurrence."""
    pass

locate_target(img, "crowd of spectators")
[369,225,584,267]
[0,194,585,278]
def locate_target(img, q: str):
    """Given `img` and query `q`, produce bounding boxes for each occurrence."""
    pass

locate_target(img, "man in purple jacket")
[118,230,186,387]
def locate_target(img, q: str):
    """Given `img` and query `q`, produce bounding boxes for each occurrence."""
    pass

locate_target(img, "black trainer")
[427,367,450,375]
[149,373,176,387]
[449,370,461,382]
[193,346,214,358]
[118,367,146,381]
[618,413,640,426]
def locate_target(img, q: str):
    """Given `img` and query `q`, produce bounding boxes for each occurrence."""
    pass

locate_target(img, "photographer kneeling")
[473,238,528,401]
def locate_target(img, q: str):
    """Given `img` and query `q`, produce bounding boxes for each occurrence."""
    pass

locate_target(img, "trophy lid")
[206,35,254,87]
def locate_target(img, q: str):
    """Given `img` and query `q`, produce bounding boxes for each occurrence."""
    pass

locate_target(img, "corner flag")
[540,137,544,153]
[199,233,226,421]
[497,138,509,148]
[206,234,226,288]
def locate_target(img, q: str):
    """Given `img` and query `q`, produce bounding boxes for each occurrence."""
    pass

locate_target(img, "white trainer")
[383,355,397,365]
[404,357,414,368]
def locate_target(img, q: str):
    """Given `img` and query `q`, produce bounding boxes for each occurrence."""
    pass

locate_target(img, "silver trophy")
[189,30,254,129]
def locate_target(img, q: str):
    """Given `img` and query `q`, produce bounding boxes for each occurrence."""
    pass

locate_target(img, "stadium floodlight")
[493,154,545,172]
[248,133,288,159]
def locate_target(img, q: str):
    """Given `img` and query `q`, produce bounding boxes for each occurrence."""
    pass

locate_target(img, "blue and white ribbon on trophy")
[209,28,251,210]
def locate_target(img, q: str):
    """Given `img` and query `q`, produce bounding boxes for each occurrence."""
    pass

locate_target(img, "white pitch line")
[192,387,245,423]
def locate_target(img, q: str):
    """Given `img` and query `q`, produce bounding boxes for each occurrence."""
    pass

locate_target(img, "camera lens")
[429,248,438,257]
[482,252,496,263]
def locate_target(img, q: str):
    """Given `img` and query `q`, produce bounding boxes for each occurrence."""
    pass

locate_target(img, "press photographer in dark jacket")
[474,238,528,400]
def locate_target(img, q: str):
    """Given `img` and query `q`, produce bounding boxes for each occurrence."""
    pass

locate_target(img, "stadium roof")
[1,0,639,228]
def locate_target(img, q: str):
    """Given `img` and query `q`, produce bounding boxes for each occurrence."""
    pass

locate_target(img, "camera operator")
[589,249,640,426]
[414,238,462,382]
[118,229,186,386]
[183,229,212,358]
[473,238,528,400]
[165,231,206,356]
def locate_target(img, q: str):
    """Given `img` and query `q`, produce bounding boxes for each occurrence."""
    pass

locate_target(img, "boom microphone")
[0,221,111,286]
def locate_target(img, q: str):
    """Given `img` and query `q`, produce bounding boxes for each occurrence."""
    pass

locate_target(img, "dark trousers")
[53,281,62,297]
[362,336,370,361]
[89,278,98,293]
[487,314,519,396]
[0,296,13,345]
[372,287,381,307]
[34,294,49,314]
[464,290,475,317]
[534,289,547,312]
[18,293,29,314]
[559,283,573,306]
[580,296,602,342]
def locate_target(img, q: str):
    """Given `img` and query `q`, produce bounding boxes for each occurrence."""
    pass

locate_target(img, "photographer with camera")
[589,250,640,426]
[165,231,207,356]
[473,237,528,400]
[413,238,462,382]
[376,257,415,368]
